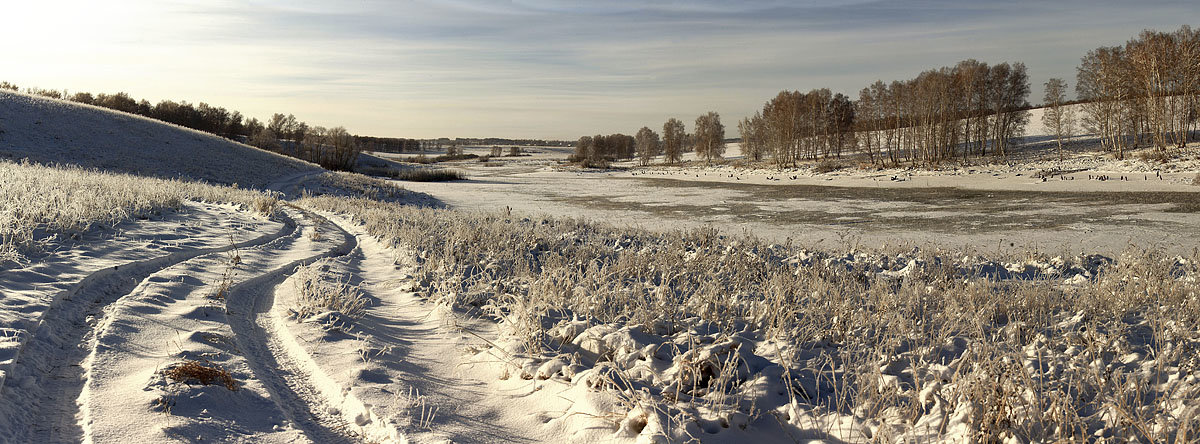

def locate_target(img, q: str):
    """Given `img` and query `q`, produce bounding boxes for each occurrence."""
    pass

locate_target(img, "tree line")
[739,60,1031,168]
[1,84,365,170]
[573,113,726,167]
[1076,25,1200,159]
[354,136,423,153]
[572,133,636,166]
[584,59,1029,169]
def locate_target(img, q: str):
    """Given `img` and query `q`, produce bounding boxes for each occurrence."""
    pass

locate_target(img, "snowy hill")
[0,90,322,189]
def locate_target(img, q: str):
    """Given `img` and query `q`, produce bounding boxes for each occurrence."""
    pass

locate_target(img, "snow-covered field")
[2,94,1199,442]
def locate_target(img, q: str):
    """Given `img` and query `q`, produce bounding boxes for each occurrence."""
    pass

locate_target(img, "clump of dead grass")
[164,360,238,391]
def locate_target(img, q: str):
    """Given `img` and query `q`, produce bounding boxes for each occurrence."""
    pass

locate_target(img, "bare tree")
[635,127,661,166]
[1042,78,1076,161]
[1078,46,1130,158]
[251,127,280,152]
[662,118,686,164]
[694,112,726,164]
[738,112,767,162]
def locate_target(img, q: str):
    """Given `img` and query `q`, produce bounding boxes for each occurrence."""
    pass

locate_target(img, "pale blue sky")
[2,0,1193,139]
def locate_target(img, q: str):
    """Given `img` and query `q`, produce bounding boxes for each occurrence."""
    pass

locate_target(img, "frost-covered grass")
[287,259,368,321]
[305,171,422,203]
[0,160,276,265]
[301,194,1200,442]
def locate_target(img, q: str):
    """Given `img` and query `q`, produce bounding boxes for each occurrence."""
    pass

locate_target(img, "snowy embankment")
[0,90,321,188]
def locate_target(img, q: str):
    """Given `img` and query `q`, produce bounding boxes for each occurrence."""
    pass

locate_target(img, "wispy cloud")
[1,0,1193,138]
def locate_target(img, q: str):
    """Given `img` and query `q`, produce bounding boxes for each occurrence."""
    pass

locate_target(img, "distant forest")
[575,25,1199,168]
[0,83,571,169]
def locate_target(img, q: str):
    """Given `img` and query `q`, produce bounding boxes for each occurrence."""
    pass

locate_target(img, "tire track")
[223,206,360,443]
[0,212,295,443]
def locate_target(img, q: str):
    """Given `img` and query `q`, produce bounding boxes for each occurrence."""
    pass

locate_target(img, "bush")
[435,153,478,162]
[1136,149,1171,163]
[566,155,610,169]
[391,168,466,182]
[813,160,848,173]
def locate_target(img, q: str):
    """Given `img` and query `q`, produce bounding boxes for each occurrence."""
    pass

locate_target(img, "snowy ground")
[2,94,1199,443]
[0,91,321,188]
[388,143,1200,256]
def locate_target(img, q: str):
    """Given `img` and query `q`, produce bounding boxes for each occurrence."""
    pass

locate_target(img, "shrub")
[813,160,847,173]
[390,168,466,182]
[312,171,413,202]
[1136,148,1171,163]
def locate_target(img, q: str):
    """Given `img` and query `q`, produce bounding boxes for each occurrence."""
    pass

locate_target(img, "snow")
[1,93,1198,443]
[0,90,321,189]
[397,143,1200,256]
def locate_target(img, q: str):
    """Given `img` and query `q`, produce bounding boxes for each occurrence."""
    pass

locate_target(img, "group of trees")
[574,114,723,167]
[740,89,855,167]
[722,60,1035,169]
[354,136,422,153]
[573,133,636,164]
[854,61,1030,166]
[250,113,360,170]
[1076,26,1200,159]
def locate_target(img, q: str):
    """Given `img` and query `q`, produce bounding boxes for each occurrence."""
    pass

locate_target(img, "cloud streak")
[2,0,1194,139]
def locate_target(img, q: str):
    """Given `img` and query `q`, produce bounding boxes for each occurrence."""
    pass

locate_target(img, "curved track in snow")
[0,213,293,443]
[221,206,359,443]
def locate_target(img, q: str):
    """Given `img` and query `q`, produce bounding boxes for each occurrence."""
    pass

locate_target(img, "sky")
[1,0,1194,140]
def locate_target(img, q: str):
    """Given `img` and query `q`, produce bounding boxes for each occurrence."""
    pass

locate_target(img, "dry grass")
[309,171,414,202]
[0,160,276,265]
[164,361,239,391]
[298,194,1200,441]
[288,259,368,320]
[391,168,466,182]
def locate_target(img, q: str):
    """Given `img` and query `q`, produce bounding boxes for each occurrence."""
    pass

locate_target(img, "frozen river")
[393,152,1200,256]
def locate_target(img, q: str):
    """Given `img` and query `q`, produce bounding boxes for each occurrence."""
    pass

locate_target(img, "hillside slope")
[0,91,322,188]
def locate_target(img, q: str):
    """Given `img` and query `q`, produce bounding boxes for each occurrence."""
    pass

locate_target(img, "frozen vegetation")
[0,160,276,265]
[2,76,1199,443]
[301,194,1200,442]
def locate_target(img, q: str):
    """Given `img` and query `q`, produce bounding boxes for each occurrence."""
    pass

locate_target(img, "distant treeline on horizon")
[0,82,572,157]
[575,25,1199,168]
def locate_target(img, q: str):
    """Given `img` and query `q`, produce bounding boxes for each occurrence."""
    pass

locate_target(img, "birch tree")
[1042,78,1075,161]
